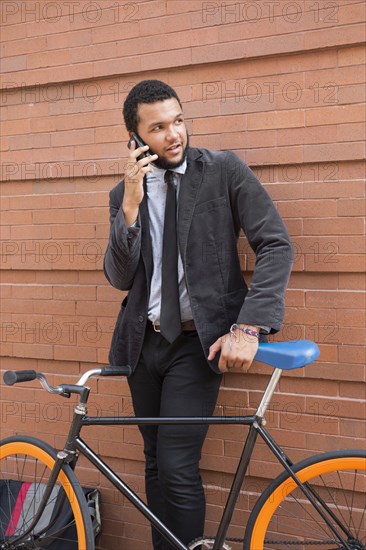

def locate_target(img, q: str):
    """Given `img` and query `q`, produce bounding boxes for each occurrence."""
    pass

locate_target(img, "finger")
[137,153,158,168]
[207,348,217,360]
[218,353,229,372]
[208,339,222,360]
[233,356,245,368]
[130,144,149,160]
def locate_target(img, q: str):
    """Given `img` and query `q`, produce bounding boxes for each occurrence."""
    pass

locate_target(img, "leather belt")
[150,319,196,333]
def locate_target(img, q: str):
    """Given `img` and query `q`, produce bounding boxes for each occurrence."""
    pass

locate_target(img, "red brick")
[47,29,92,50]
[306,432,365,453]
[278,199,337,218]
[244,145,303,166]
[305,65,366,91]
[141,47,192,72]
[50,129,95,147]
[51,223,96,239]
[303,217,364,235]
[1,55,27,73]
[340,418,366,438]
[338,198,366,216]
[306,290,364,309]
[303,142,365,163]
[304,23,366,51]
[338,273,366,290]
[338,237,366,259]
[306,103,364,126]
[1,210,33,225]
[12,342,53,360]
[338,345,366,365]
[27,49,71,70]
[8,194,51,210]
[53,345,96,362]
[285,307,336,325]
[303,179,365,199]
[306,253,365,272]
[94,125,122,144]
[91,22,140,45]
[336,309,366,327]
[32,209,75,224]
[249,109,305,130]
[1,118,32,136]
[338,44,366,66]
[33,300,76,315]
[339,381,366,400]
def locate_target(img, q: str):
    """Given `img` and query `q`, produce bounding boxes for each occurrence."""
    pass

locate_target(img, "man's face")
[134,98,188,170]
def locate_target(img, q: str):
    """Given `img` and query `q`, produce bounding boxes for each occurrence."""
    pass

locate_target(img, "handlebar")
[3,370,37,386]
[2,365,132,396]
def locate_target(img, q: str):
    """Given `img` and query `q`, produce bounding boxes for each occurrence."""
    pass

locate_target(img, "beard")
[149,131,190,170]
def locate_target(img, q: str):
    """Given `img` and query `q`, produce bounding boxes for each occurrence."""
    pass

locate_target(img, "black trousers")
[128,324,222,549]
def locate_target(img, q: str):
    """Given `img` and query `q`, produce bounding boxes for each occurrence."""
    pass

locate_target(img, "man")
[104,80,292,549]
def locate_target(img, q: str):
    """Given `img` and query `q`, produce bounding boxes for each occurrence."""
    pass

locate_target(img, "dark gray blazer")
[104,147,293,373]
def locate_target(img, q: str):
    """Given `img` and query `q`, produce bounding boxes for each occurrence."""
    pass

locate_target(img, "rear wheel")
[0,436,94,549]
[244,450,366,550]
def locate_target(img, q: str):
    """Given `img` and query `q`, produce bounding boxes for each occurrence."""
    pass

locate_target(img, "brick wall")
[1,1,365,548]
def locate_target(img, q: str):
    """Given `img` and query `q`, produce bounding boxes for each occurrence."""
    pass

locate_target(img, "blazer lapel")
[178,148,204,261]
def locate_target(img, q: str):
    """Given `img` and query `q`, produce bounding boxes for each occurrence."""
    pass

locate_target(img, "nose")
[166,125,179,141]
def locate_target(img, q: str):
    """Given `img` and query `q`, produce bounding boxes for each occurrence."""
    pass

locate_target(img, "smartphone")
[127,132,150,161]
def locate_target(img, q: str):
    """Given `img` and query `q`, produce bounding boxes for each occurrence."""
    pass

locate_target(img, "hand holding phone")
[127,133,150,161]
[123,133,157,225]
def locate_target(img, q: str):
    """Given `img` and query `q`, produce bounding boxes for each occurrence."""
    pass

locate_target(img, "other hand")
[207,325,259,373]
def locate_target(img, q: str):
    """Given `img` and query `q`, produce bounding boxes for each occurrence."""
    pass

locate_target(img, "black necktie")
[160,170,181,343]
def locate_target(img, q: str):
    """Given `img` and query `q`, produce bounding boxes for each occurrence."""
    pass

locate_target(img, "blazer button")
[138,315,144,323]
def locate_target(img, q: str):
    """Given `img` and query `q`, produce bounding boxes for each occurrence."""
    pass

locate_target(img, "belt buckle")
[152,321,161,333]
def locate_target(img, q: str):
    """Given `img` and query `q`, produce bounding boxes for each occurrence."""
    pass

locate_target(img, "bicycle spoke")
[246,455,366,550]
[1,453,61,542]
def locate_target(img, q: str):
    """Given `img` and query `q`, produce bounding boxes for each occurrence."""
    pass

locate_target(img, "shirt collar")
[150,158,187,178]
[171,158,187,175]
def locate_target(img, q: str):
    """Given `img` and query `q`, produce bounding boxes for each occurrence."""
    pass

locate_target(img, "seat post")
[256,368,283,419]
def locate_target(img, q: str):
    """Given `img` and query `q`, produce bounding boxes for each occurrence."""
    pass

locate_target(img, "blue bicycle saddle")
[255,340,320,370]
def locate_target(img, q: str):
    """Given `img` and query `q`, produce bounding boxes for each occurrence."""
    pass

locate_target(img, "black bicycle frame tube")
[74,437,188,550]
[256,424,353,549]
[212,423,259,550]
[82,415,256,426]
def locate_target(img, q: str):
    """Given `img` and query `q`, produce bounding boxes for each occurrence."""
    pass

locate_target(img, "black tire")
[244,449,366,550]
[0,435,95,549]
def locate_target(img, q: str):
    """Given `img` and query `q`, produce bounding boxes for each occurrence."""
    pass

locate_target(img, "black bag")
[0,480,101,549]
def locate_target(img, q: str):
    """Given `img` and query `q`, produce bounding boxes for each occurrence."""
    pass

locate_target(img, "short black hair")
[123,80,182,133]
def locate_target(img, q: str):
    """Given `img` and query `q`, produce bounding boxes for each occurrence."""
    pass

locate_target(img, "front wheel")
[244,449,366,550]
[0,436,95,549]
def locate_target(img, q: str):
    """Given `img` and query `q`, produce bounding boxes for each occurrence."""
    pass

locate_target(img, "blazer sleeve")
[226,152,293,333]
[103,180,141,290]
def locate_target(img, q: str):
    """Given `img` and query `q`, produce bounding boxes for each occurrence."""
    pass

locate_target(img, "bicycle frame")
[75,417,257,550]
[6,366,353,550]
[56,366,352,550]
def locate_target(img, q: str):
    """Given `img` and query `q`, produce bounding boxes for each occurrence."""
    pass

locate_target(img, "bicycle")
[1,339,365,550]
